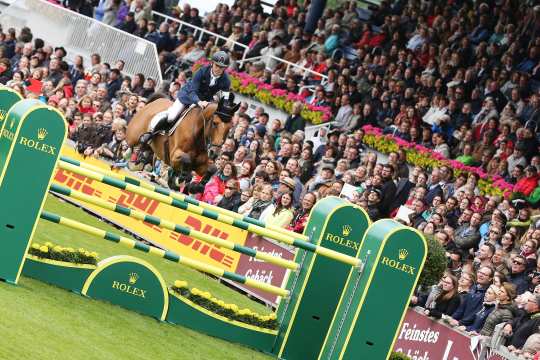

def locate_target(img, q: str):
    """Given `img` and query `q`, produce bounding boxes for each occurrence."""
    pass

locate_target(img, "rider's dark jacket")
[177,65,231,105]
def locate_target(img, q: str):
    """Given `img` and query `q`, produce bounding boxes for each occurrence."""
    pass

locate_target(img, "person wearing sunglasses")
[509,255,530,295]
[216,179,241,212]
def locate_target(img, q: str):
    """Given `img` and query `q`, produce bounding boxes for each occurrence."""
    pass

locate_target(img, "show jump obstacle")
[0,88,427,359]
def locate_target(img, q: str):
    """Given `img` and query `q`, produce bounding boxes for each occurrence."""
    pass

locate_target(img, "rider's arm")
[185,66,205,104]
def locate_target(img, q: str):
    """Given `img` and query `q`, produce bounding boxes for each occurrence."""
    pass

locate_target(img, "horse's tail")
[146,92,169,104]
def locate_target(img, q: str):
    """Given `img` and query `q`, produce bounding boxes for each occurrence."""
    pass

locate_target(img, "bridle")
[200,105,231,156]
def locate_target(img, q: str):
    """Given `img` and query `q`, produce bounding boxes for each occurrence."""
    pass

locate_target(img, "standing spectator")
[480,282,517,336]
[450,266,494,327]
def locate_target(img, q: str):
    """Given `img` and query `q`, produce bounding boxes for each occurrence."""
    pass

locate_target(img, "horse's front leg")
[193,153,217,185]
[169,149,192,190]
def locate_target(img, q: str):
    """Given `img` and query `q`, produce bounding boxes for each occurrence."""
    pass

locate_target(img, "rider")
[140,51,232,144]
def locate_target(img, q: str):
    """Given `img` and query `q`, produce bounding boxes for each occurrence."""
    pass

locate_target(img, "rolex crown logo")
[128,272,139,285]
[342,225,352,237]
[398,249,409,260]
[37,128,48,140]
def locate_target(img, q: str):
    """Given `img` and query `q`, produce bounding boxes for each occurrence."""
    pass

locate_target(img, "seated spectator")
[288,192,316,234]
[260,192,294,228]
[458,284,498,334]
[450,266,494,327]
[202,161,237,205]
[423,274,461,319]
[509,255,531,295]
[504,294,540,350]
[480,282,517,336]
[217,179,242,212]
[248,183,274,220]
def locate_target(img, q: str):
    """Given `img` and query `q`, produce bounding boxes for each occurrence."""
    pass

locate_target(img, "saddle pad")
[167,104,197,136]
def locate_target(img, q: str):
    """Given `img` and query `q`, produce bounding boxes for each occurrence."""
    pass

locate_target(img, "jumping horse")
[126,93,239,189]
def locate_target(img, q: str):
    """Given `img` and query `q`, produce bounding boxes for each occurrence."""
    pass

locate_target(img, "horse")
[126,94,239,189]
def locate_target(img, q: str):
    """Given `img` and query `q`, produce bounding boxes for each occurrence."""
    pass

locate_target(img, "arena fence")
[151,11,328,82]
[1,0,162,85]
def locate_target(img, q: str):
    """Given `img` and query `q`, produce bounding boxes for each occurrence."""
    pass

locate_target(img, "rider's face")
[212,63,225,76]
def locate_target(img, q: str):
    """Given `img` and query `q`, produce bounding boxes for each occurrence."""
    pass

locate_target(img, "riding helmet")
[211,51,230,67]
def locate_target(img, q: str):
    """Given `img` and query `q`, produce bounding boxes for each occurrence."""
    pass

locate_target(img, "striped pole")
[59,156,307,240]
[40,210,288,297]
[49,183,298,271]
[57,161,361,267]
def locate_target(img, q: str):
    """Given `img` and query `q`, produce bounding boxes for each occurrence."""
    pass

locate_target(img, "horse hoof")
[206,164,218,176]
[139,133,152,145]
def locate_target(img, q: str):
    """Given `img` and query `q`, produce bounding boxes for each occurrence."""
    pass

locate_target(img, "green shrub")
[29,242,98,265]
[417,235,446,289]
[171,281,277,330]
[389,352,411,360]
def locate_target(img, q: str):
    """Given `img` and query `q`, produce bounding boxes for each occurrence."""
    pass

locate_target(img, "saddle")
[167,104,197,136]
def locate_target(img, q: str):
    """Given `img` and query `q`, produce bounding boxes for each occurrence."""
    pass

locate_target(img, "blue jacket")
[466,303,496,332]
[452,284,487,326]
[178,65,231,105]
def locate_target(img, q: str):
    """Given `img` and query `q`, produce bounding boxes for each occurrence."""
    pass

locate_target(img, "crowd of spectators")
[3,0,540,356]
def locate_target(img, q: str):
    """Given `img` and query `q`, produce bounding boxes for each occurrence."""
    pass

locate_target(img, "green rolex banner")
[319,219,427,360]
[0,99,66,283]
[275,196,370,360]
[0,87,23,171]
[82,256,169,321]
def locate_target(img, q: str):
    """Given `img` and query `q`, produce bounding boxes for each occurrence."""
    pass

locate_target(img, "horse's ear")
[228,92,235,105]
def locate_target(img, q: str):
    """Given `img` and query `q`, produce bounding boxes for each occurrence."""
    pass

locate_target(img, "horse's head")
[206,93,239,159]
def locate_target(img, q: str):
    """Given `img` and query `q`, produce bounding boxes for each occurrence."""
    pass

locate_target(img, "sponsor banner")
[394,309,482,360]
[231,234,296,306]
[55,147,249,273]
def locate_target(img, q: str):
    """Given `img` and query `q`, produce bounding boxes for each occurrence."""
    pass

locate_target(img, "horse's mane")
[146,92,169,104]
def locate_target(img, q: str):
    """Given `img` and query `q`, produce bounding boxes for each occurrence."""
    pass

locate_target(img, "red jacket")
[201,175,226,205]
[514,175,539,196]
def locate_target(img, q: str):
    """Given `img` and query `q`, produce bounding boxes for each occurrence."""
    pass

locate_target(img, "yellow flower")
[269,313,277,320]
[230,304,239,313]
[78,248,85,253]
[90,252,98,258]
[44,242,53,248]
[53,246,62,252]
[66,247,75,253]
[39,246,49,253]
[217,300,225,307]
[31,243,40,250]
[202,291,212,299]
[190,288,200,295]
[174,280,188,288]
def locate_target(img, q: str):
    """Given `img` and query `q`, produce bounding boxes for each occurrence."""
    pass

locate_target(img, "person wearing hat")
[225,22,243,51]
[117,11,137,34]
[313,128,340,162]
[140,50,231,144]
[54,46,67,60]
[278,176,296,195]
